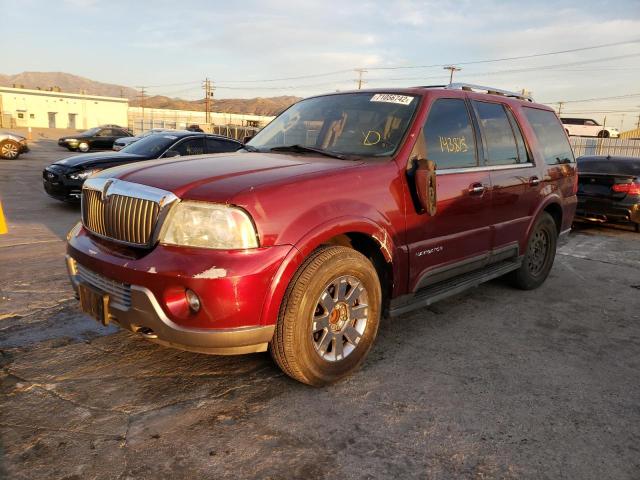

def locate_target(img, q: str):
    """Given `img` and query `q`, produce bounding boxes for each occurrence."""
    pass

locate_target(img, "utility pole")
[443,65,461,84]
[557,102,564,115]
[136,86,146,131]
[354,68,367,90]
[203,78,214,124]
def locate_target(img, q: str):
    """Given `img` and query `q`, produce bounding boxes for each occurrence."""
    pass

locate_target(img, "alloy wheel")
[311,275,369,362]
[1,142,18,159]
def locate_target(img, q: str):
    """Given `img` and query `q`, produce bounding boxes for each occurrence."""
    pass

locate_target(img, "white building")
[0,87,128,129]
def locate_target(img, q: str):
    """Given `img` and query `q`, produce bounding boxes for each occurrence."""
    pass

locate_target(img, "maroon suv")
[66,84,577,386]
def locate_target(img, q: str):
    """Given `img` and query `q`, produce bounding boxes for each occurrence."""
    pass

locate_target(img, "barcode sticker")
[370,94,414,105]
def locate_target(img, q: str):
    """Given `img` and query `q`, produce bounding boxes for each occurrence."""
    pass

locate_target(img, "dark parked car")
[58,126,133,152]
[45,132,242,201]
[66,84,577,385]
[576,155,640,232]
[113,129,172,151]
[0,131,29,159]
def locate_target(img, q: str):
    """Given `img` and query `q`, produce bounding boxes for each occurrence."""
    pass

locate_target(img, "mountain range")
[0,72,300,116]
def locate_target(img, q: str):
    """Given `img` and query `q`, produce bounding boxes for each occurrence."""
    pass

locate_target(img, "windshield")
[120,134,177,156]
[247,92,420,157]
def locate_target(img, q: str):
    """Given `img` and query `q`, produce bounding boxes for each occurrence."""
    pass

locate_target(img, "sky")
[3,0,640,130]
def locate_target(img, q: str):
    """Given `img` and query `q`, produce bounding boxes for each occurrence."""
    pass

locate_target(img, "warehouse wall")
[0,87,128,129]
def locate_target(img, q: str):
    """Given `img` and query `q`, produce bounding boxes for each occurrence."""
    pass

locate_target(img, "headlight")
[65,138,78,143]
[160,201,259,249]
[68,168,101,180]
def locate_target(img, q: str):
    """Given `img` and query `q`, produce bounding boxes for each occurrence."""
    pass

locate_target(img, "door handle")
[529,176,541,186]
[468,183,487,195]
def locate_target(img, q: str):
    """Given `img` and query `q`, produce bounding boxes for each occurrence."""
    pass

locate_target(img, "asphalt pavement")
[1,136,639,479]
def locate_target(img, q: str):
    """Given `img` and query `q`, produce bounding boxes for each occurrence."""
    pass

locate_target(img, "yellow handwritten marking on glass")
[364,130,382,146]
[438,136,468,153]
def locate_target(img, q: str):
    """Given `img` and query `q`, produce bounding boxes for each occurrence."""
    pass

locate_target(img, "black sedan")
[44,131,243,202]
[58,126,133,152]
[576,155,640,232]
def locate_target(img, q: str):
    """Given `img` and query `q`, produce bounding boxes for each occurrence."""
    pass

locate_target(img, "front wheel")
[510,212,558,290]
[597,130,610,138]
[0,140,20,159]
[270,246,381,386]
[78,141,90,152]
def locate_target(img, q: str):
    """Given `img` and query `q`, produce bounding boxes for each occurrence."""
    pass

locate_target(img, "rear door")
[94,128,114,149]
[405,95,493,292]
[470,100,539,255]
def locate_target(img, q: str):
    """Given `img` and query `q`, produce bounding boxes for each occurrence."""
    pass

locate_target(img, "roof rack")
[446,83,533,102]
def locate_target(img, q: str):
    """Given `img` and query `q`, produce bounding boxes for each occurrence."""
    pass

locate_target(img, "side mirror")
[414,158,437,216]
[163,150,181,158]
[243,135,254,144]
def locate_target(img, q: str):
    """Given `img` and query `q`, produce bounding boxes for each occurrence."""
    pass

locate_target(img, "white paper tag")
[370,93,414,105]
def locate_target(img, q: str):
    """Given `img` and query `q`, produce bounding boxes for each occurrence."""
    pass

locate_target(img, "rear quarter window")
[523,108,575,165]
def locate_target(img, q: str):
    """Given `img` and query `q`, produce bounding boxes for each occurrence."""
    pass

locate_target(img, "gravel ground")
[1,138,639,479]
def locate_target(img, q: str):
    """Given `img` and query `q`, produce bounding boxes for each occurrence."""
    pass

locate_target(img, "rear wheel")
[0,140,20,159]
[597,130,610,138]
[78,141,90,152]
[510,212,558,290]
[270,246,381,386]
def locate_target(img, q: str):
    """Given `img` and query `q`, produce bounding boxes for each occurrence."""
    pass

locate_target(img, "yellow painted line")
[0,202,7,234]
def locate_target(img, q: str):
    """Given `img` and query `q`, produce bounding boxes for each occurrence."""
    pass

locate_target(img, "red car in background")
[66,84,577,385]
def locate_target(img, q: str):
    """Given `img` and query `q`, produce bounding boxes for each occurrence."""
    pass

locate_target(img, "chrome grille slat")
[76,263,132,309]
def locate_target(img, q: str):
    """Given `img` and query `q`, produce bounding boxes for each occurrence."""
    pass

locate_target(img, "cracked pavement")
[1,138,639,479]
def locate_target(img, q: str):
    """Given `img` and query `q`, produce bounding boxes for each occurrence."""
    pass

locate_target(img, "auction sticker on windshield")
[370,94,414,105]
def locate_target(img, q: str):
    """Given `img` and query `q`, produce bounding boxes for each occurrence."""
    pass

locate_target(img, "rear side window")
[473,101,520,165]
[523,108,575,165]
[424,98,477,169]
[175,138,205,156]
[206,137,240,153]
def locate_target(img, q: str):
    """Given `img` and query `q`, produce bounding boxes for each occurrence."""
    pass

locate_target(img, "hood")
[53,151,146,168]
[94,151,362,202]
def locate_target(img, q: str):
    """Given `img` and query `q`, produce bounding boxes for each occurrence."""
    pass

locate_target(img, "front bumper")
[67,256,274,354]
[42,168,83,201]
[67,227,292,354]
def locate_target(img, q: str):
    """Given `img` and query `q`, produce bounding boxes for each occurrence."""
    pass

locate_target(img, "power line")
[212,38,640,83]
[541,93,640,104]
[355,68,367,89]
[443,65,461,83]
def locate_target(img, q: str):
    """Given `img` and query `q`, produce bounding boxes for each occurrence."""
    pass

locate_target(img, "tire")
[597,130,610,138]
[0,140,20,160]
[270,246,382,386]
[510,212,558,290]
[78,141,90,152]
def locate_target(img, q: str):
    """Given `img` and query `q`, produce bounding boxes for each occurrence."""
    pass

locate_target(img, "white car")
[561,118,619,138]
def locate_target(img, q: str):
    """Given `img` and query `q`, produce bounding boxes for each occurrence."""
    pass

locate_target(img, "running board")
[389,259,522,317]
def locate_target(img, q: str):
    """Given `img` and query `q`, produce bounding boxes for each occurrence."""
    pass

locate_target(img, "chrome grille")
[76,262,131,309]
[81,178,177,248]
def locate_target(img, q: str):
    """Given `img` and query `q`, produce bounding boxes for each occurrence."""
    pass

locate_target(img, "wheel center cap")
[329,302,349,331]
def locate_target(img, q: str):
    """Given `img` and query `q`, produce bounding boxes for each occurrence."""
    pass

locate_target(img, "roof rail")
[446,83,534,102]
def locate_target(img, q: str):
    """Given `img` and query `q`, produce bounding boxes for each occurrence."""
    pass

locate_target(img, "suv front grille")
[81,178,178,248]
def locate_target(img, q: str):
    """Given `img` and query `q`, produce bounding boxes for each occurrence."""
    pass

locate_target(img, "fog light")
[185,289,201,313]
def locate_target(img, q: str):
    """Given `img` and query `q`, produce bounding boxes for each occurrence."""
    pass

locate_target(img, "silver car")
[0,131,29,159]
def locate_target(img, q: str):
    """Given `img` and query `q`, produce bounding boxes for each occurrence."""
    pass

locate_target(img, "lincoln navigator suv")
[66,84,577,386]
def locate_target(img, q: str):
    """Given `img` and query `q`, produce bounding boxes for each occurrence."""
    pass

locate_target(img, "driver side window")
[423,99,478,169]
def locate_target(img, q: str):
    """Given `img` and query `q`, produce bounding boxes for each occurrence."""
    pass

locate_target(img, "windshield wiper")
[270,144,346,160]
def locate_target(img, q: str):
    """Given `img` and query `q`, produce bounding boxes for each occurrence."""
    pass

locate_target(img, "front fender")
[259,216,406,328]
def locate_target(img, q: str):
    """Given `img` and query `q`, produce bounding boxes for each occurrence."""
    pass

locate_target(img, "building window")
[17,113,24,119]
[30,114,35,119]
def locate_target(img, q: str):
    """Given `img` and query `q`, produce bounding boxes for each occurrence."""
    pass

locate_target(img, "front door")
[48,112,57,129]
[68,113,77,129]
[405,96,493,292]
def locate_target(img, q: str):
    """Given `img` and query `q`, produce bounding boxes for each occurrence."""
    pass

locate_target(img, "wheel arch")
[259,217,401,327]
